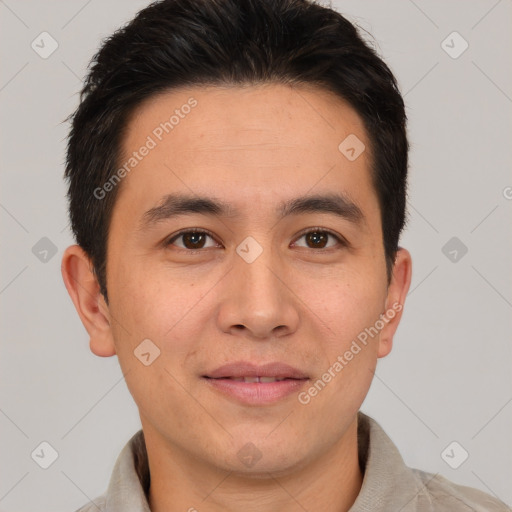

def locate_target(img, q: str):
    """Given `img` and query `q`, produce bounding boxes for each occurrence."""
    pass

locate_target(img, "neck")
[145,416,363,512]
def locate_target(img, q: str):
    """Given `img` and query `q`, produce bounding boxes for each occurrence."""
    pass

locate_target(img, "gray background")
[1,0,511,510]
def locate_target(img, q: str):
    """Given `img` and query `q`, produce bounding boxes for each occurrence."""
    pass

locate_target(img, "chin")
[212,436,310,478]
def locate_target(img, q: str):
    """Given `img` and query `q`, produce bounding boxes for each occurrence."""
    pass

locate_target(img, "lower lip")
[204,378,308,405]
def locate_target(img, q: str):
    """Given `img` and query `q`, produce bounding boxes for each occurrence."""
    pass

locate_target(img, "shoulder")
[413,469,511,511]
[357,413,510,512]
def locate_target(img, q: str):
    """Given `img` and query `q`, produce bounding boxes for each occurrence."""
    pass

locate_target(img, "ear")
[61,245,116,357]
[377,248,412,358]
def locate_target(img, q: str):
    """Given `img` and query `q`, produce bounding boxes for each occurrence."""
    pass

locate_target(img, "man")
[61,0,509,510]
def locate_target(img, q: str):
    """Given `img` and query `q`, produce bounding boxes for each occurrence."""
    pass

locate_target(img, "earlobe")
[377,248,412,358]
[61,245,116,357]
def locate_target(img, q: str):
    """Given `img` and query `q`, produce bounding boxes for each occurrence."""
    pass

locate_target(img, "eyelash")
[164,227,348,251]
[294,227,348,249]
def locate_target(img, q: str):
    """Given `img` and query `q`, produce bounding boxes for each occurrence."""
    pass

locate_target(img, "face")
[65,83,411,477]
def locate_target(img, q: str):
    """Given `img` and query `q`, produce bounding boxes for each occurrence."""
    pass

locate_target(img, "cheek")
[299,280,384,420]
[108,263,181,351]
[106,267,204,411]
[302,266,386,342]
[300,269,387,407]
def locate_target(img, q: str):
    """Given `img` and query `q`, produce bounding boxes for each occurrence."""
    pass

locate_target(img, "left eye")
[293,230,343,249]
[167,231,219,250]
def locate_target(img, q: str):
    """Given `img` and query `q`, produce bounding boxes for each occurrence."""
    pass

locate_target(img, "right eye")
[165,230,221,251]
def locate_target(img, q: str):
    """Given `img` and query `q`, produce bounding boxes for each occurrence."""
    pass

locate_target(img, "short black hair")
[65,0,408,300]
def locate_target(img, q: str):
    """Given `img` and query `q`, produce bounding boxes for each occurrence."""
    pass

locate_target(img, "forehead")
[114,83,377,222]
[123,82,367,157]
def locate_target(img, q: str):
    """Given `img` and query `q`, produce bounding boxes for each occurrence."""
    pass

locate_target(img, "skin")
[62,83,412,512]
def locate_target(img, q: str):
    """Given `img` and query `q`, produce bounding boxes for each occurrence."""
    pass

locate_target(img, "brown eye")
[293,229,344,250]
[167,231,218,250]
[305,231,329,248]
[182,232,206,249]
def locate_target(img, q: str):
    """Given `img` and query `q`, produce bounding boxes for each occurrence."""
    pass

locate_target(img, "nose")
[216,245,300,340]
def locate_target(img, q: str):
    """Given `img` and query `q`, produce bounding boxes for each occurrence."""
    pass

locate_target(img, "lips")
[226,376,290,383]
[203,361,309,381]
[203,361,309,404]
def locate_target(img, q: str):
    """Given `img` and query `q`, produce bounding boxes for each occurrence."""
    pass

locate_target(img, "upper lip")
[204,361,309,379]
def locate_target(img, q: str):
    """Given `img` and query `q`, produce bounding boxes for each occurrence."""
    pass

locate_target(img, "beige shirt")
[75,412,510,511]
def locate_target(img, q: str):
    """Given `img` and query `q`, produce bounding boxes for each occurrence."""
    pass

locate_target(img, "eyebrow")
[140,192,364,229]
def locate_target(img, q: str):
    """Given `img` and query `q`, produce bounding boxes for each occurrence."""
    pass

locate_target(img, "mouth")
[202,361,309,405]
[205,376,301,383]
[203,361,309,380]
